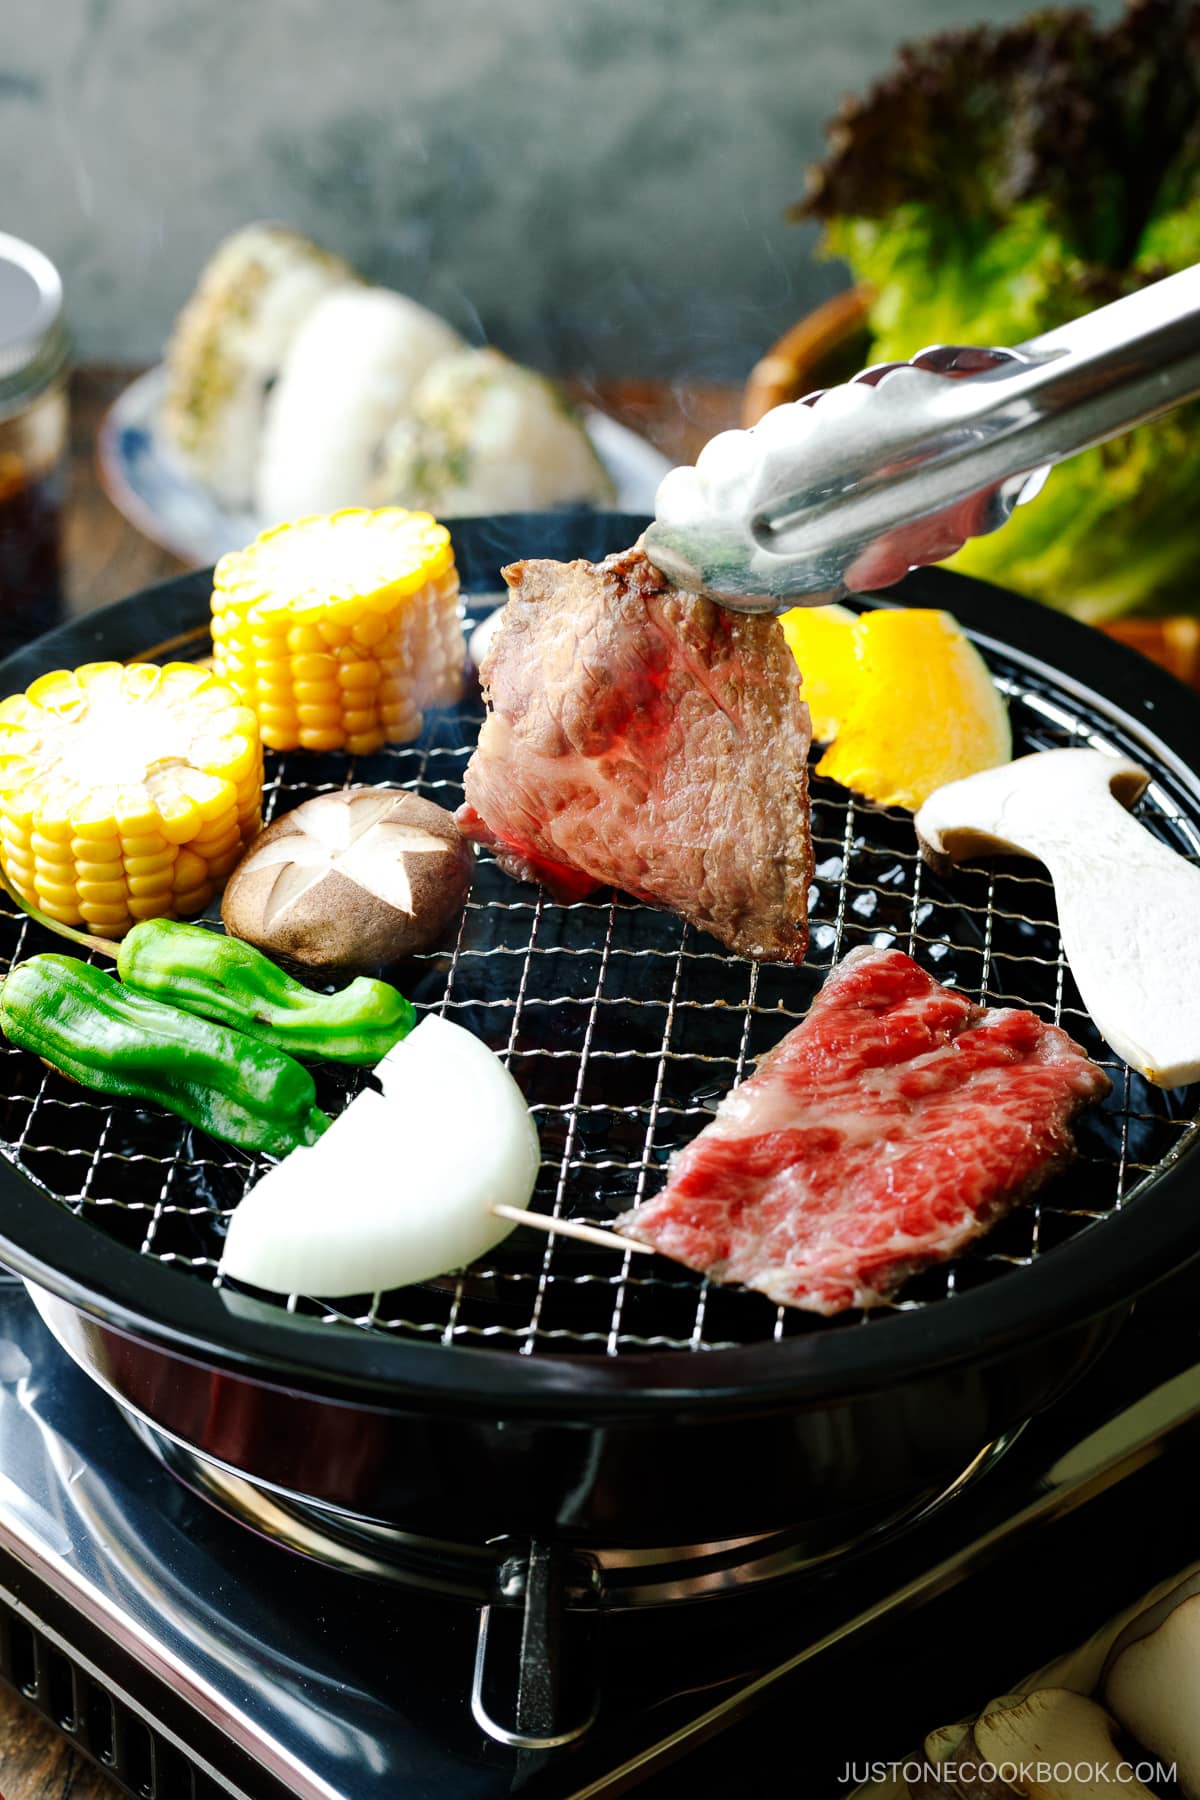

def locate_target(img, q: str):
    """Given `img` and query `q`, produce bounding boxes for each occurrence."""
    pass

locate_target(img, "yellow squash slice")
[780,607,1011,811]
[778,602,859,742]
[210,508,465,754]
[0,663,263,937]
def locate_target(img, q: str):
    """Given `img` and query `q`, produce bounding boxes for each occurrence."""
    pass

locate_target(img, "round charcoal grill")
[1,516,1198,1621]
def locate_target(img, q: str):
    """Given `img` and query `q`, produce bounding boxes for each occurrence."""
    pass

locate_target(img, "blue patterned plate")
[98,366,672,566]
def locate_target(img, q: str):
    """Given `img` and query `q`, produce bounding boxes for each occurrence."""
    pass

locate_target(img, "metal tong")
[641,263,1200,612]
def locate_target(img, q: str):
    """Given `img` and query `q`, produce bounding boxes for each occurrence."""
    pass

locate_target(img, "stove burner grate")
[0,1593,225,1798]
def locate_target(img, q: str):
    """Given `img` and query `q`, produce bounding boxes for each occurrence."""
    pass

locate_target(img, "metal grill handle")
[471,1541,600,1750]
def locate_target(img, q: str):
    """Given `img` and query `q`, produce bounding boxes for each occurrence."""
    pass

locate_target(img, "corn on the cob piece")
[0,663,263,939]
[210,508,465,754]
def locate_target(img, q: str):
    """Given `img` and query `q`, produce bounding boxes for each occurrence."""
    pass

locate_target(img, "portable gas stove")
[0,514,1199,1796]
[1,1273,1199,1799]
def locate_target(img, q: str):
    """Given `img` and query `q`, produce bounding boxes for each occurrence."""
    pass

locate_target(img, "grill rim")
[0,520,1198,1417]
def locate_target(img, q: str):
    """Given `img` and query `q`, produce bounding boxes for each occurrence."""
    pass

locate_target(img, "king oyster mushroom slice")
[903,1723,970,1799]
[1103,1572,1200,1800]
[915,1690,1154,1800]
[222,788,473,973]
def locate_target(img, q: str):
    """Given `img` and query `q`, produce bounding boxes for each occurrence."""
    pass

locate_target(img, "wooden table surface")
[3,365,1198,1799]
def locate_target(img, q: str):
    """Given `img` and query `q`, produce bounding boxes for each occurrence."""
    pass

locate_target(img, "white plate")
[97,366,672,567]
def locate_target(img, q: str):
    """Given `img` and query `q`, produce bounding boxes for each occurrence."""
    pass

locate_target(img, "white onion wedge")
[220,1016,540,1297]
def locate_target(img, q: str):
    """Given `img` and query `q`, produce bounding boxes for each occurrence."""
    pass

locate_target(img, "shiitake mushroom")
[222,788,473,973]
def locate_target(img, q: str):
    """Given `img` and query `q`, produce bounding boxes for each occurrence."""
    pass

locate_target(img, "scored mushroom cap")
[222,787,473,972]
[1103,1579,1200,1800]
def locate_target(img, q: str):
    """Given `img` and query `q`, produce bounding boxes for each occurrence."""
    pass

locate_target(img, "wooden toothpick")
[490,1204,654,1255]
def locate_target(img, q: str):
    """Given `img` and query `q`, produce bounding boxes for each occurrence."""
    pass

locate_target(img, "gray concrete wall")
[4,0,1122,380]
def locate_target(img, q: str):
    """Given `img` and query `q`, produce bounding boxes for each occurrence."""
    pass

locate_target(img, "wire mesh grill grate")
[1,607,1198,1357]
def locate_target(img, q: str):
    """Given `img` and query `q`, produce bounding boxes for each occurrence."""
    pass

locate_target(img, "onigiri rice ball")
[162,223,354,510]
[369,348,615,515]
[256,288,462,521]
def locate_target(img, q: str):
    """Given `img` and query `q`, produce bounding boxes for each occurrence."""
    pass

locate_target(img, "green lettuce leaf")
[796,0,1200,618]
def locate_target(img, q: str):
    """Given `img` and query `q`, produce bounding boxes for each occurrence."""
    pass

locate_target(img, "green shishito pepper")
[116,920,414,1064]
[0,955,329,1158]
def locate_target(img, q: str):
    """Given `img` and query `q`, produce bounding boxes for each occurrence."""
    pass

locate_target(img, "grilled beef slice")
[456,549,814,960]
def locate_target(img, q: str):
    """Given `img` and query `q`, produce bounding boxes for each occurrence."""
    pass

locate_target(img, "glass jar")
[0,233,70,657]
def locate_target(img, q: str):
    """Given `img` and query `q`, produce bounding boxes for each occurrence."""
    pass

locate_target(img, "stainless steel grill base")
[123,1409,1021,1608]
[4,1277,1200,1784]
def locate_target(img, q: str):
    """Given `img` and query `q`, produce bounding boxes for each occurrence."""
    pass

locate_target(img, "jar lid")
[0,232,70,417]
